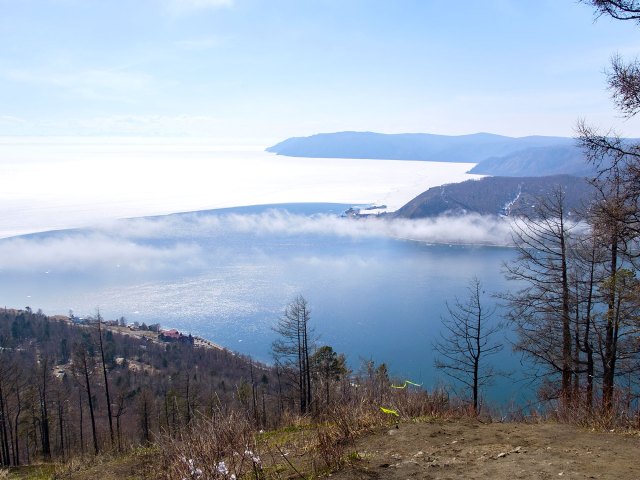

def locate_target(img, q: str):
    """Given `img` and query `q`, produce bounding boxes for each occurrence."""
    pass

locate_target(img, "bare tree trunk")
[81,352,99,455]
[583,244,597,413]
[249,360,258,426]
[39,358,51,460]
[297,321,305,415]
[0,379,11,466]
[559,214,573,405]
[602,231,619,412]
[97,317,114,447]
[13,387,21,465]
[114,393,126,452]
[473,302,481,413]
[302,310,312,414]
[57,398,65,460]
[185,374,191,426]
[140,391,150,444]
[78,389,84,455]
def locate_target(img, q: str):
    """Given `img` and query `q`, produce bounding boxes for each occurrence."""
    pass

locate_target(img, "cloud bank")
[0,211,519,274]
[115,210,516,246]
[0,233,203,273]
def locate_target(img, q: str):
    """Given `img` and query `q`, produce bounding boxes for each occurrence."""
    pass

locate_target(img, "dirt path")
[332,418,640,479]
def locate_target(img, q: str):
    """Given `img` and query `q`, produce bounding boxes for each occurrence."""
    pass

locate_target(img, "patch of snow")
[501,184,522,216]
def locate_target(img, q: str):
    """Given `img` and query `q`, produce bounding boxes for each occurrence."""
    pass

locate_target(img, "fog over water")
[0,141,534,404]
[0,203,528,404]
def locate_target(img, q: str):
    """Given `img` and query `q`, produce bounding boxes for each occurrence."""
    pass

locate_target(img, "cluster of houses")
[53,310,195,345]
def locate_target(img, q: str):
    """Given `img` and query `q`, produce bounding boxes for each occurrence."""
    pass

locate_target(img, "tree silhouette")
[433,277,502,414]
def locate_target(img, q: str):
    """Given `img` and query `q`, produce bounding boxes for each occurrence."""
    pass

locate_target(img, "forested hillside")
[467,145,592,176]
[393,175,593,219]
[0,308,278,466]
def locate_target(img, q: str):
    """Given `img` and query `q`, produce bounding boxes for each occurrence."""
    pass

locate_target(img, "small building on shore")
[159,328,194,344]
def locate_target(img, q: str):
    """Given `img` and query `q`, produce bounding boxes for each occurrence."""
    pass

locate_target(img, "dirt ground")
[6,419,639,479]
[331,418,640,480]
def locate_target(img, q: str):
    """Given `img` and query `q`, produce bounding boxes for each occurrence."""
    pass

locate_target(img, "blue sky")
[1,0,640,140]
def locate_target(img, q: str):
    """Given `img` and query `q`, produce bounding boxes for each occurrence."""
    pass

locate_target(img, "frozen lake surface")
[0,136,481,238]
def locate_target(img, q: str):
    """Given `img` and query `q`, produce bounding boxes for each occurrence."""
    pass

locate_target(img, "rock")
[496,452,508,458]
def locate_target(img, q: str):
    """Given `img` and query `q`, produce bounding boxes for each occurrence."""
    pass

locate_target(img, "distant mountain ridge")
[267,131,591,177]
[393,175,593,219]
[467,145,593,177]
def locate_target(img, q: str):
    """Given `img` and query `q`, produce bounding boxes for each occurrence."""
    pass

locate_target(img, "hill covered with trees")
[0,308,279,467]
[392,174,593,219]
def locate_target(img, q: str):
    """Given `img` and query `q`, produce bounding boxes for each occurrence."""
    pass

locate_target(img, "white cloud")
[0,234,203,272]
[113,210,516,246]
[2,210,590,274]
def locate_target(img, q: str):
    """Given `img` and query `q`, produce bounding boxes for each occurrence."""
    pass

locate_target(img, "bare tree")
[271,295,314,415]
[137,388,153,445]
[433,277,502,414]
[72,343,99,455]
[593,267,640,410]
[113,390,129,452]
[583,1,640,23]
[0,354,12,466]
[570,232,605,410]
[501,187,576,405]
[36,357,52,460]
[577,2,640,410]
[96,312,114,447]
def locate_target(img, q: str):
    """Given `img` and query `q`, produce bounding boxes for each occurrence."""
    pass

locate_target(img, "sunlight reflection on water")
[0,204,527,405]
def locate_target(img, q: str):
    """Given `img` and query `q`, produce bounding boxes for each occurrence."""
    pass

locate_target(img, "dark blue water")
[0,203,528,406]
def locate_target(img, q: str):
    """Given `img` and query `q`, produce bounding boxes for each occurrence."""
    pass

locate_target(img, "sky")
[1,0,640,140]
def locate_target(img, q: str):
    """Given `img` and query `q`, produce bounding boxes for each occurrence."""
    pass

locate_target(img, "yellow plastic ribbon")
[390,380,422,389]
[379,407,399,417]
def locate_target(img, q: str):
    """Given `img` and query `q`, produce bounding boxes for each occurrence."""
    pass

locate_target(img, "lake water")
[0,203,529,407]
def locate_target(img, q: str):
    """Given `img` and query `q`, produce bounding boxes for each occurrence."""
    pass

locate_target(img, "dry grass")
[156,410,264,479]
[527,390,640,431]
[152,382,461,479]
[11,381,638,479]
[3,464,59,480]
